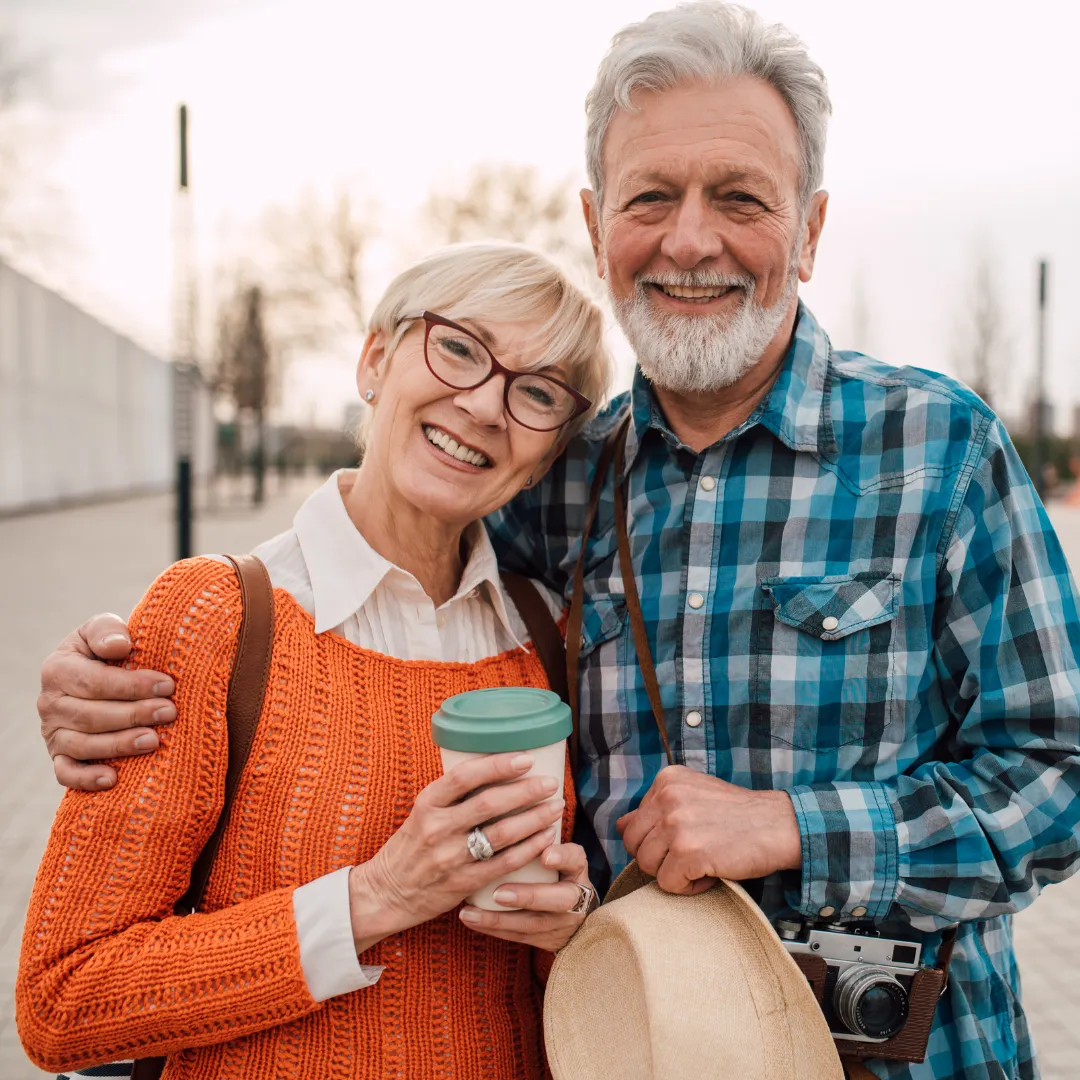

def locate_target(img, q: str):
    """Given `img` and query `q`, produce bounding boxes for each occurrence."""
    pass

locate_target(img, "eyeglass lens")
[426,323,576,430]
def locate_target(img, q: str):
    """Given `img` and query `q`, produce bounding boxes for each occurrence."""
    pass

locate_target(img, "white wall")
[0,259,214,514]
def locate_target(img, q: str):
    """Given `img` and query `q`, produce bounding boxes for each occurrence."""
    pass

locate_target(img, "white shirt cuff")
[293,865,385,1002]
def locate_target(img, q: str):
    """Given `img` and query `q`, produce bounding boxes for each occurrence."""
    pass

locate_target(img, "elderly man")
[36,4,1080,1078]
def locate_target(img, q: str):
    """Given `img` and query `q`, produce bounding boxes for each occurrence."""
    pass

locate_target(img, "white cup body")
[439,738,566,910]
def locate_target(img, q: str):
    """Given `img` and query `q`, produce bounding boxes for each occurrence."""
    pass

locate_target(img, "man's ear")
[580,189,606,280]
[798,191,829,284]
[356,329,387,399]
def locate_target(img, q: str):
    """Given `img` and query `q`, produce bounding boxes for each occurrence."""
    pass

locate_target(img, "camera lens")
[833,965,909,1040]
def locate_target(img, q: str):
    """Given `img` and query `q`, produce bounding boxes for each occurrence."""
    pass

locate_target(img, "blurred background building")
[0,256,215,514]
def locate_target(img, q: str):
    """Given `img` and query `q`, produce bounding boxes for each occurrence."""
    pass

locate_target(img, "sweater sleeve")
[16,558,321,1074]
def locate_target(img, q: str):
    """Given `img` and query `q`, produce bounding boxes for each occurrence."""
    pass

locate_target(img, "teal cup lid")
[431,687,572,753]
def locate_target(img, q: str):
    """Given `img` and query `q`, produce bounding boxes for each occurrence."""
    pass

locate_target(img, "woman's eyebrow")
[456,318,500,350]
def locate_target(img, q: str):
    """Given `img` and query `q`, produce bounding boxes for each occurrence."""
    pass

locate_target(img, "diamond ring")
[467,826,495,861]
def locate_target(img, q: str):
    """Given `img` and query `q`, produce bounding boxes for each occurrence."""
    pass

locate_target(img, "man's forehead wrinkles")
[615,155,781,194]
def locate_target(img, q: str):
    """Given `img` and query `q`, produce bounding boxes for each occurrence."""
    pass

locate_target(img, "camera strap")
[567,413,674,769]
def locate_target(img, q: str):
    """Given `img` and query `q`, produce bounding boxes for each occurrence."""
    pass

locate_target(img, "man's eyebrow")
[617,165,779,193]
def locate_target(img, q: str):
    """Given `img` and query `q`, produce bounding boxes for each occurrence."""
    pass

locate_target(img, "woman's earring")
[525,475,534,487]
[364,390,375,403]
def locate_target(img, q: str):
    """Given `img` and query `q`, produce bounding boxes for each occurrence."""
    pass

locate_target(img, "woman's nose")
[454,375,508,429]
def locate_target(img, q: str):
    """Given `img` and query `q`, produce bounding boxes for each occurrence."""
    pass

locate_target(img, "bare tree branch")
[257,188,375,353]
[424,163,596,286]
[952,248,1010,408]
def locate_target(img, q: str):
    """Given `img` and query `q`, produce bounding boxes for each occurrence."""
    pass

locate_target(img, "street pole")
[173,104,196,560]
[1033,260,1049,501]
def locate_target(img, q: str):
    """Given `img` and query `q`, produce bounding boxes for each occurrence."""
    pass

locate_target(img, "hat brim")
[545,860,843,1080]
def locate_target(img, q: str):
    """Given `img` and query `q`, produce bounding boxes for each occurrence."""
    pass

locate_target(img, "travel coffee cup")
[431,687,572,911]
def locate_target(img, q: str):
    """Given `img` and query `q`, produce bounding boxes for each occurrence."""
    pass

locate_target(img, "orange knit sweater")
[17,558,575,1079]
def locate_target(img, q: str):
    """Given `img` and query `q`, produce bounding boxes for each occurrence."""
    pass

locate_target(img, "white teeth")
[423,425,489,467]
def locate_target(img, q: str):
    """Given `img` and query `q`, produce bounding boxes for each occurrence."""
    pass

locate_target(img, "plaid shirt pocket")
[752,572,899,751]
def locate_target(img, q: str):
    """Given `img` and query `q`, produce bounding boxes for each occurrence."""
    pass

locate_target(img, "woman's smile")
[421,423,492,469]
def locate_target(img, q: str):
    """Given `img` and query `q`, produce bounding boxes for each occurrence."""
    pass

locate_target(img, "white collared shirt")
[223,471,561,1002]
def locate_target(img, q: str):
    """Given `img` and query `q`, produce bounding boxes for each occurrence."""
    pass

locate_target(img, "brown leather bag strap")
[611,424,674,767]
[132,555,275,1080]
[176,553,275,913]
[500,571,568,706]
[566,413,632,772]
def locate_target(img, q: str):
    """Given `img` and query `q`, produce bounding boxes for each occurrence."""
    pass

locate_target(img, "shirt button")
[851,906,868,918]
[821,615,839,632]
[687,592,705,610]
[818,905,836,918]
[685,710,702,728]
[699,475,716,492]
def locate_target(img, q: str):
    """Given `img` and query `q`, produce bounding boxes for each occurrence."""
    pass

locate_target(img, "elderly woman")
[17,242,611,1080]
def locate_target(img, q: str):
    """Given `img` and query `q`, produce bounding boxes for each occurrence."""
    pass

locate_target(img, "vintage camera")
[776,918,922,1043]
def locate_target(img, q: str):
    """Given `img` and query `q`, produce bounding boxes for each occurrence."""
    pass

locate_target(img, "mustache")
[635,269,756,291]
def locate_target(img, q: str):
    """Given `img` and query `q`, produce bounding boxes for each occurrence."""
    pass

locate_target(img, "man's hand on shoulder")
[617,766,802,894]
[38,614,177,792]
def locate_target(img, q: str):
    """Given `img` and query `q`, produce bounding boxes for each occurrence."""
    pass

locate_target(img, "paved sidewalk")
[0,476,318,1078]
[1,487,1079,1078]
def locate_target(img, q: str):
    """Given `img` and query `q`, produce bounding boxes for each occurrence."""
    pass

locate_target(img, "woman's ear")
[356,329,388,399]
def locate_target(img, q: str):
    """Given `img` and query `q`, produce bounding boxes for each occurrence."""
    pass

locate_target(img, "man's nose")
[454,375,508,429]
[658,195,726,269]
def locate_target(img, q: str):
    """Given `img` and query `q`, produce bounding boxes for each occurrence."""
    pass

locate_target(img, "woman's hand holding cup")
[457,841,596,952]
[347,752,564,952]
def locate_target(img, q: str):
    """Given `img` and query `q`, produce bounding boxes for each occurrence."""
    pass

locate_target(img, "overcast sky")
[4,0,1079,426]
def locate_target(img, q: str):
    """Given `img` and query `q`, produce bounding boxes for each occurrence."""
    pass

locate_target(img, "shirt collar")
[293,470,524,644]
[757,302,837,457]
[620,301,837,479]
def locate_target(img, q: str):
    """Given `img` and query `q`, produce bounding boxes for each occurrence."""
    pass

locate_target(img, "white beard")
[610,264,799,395]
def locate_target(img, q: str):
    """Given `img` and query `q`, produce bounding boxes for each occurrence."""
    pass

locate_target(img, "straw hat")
[544,861,843,1080]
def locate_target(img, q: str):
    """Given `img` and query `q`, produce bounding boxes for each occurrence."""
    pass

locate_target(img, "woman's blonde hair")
[361,241,612,445]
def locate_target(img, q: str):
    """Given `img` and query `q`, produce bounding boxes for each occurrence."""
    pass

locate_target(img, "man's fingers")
[632,825,669,879]
[41,691,176,738]
[656,856,717,896]
[80,613,134,660]
[46,726,161,764]
[40,648,173,704]
[53,754,118,792]
[616,807,653,858]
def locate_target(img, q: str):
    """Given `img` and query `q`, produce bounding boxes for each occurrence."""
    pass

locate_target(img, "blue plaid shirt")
[487,304,1080,1080]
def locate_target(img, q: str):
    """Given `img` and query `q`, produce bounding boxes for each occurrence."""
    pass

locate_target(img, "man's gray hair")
[585,2,832,207]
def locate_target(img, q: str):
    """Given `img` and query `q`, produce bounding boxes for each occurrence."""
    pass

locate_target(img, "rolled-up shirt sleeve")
[292,867,385,1002]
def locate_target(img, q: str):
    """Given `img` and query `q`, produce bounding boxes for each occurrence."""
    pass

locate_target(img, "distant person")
[18,242,609,1078]
[34,3,1080,1078]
